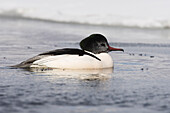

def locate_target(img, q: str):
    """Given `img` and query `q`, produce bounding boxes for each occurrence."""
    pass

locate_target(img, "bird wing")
[12,48,100,68]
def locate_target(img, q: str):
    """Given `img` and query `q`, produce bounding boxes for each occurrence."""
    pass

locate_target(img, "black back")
[39,48,101,61]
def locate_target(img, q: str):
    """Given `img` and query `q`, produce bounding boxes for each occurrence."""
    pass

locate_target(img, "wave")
[110,43,170,47]
[61,42,170,47]
[0,8,170,29]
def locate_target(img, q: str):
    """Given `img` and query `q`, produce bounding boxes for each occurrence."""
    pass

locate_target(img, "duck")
[12,34,124,69]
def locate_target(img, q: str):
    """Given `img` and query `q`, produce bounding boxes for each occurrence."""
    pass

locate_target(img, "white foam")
[0,0,170,28]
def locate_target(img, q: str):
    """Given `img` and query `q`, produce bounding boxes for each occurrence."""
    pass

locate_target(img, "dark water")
[0,16,170,113]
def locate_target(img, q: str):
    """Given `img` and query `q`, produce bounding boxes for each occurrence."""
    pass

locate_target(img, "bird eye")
[101,44,105,46]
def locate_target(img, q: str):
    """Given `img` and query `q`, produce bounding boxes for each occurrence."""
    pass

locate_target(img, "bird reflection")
[26,67,113,80]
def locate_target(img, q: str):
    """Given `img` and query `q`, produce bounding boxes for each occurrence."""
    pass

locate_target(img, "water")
[0,16,170,113]
[0,0,170,28]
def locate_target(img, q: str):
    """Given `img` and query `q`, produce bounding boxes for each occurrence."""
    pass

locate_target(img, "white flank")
[30,53,113,69]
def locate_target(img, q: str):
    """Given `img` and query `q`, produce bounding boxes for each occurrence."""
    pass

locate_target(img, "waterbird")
[12,34,124,69]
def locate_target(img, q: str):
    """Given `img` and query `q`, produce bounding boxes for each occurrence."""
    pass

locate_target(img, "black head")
[80,34,124,54]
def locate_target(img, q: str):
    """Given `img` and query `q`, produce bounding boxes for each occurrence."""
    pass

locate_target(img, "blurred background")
[0,0,170,28]
[1,0,170,43]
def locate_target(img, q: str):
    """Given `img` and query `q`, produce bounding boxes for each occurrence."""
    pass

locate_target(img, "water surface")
[0,16,170,113]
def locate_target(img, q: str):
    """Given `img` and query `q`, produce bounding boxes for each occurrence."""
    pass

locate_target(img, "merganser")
[13,34,124,69]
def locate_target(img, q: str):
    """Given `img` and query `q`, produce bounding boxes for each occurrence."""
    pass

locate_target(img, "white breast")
[30,52,113,69]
